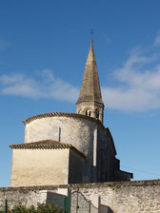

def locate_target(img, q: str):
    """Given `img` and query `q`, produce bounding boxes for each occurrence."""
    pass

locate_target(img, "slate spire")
[76,40,104,122]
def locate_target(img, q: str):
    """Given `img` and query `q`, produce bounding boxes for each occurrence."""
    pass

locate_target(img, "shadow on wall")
[100,204,114,213]
[46,192,66,208]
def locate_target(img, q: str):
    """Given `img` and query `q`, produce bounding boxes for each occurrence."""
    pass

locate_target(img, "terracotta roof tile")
[23,112,103,126]
[10,140,86,158]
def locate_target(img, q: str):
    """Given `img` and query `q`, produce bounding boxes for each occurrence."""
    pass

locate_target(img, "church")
[10,40,133,187]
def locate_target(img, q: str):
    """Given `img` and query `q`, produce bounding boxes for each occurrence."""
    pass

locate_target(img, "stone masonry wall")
[24,116,97,182]
[69,149,86,183]
[70,180,160,213]
[24,116,96,157]
[0,186,65,210]
[0,189,48,209]
[22,115,125,183]
[11,149,69,187]
[1,180,160,212]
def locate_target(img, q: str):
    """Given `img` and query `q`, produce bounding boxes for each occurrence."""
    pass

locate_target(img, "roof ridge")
[9,140,86,158]
[10,139,72,146]
[23,112,104,126]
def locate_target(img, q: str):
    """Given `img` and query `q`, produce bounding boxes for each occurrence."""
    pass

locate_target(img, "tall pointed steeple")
[76,40,104,122]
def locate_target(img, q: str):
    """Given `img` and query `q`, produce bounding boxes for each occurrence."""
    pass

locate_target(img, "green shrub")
[9,203,63,213]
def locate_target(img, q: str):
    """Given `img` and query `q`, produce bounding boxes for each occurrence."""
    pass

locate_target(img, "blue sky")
[0,0,160,186]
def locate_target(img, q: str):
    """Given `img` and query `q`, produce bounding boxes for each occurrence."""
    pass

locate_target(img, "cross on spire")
[90,28,94,40]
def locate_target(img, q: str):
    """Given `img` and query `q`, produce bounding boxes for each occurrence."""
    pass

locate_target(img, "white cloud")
[0,69,79,102]
[1,34,160,112]
[102,48,160,111]
[1,49,160,112]
[102,87,160,111]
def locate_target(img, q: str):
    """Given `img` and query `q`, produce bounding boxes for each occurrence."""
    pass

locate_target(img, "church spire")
[76,40,104,123]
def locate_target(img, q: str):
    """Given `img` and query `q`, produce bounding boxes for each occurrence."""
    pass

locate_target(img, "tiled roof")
[23,112,103,125]
[10,140,86,158]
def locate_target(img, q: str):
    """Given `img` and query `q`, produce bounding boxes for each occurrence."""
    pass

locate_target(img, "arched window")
[95,109,99,119]
[85,110,91,116]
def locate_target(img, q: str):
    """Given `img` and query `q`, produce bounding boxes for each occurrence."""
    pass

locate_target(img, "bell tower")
[76,40,104,123]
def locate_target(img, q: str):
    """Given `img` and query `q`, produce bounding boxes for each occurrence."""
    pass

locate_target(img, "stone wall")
[24,116,96,157]
[13,114,131,184]
[0,188,48,209]
[69,149,86,183]
[1,180,160,212]
[0,187,67,210]
[11,149,69,187]
[70,180,160,213]
[23,115,98,182]
[96,127,116,182]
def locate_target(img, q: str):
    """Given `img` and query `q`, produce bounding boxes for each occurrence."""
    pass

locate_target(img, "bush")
[9,203,63,213]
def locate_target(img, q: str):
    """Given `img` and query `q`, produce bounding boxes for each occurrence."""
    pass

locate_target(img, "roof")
[116,170,133,179]
[76,40,104,105]
[23,112,104,125]
[10,140,86,158]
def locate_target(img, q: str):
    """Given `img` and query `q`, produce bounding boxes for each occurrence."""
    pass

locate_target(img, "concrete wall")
[10,149,69,187]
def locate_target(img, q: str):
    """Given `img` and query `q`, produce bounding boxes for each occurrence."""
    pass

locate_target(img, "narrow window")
[58,127,61,142]
[95,109,99,119]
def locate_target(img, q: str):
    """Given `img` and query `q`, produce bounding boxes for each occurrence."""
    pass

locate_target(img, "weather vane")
[90,28,94,41]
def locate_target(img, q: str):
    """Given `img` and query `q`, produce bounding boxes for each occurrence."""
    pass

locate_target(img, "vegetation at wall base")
[6,203,63,213]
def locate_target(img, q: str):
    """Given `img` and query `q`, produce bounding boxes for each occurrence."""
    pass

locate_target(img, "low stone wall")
[0,186,59,209]
[0,189,45,209]
[69,180,160,213]
[0,180,160,212]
